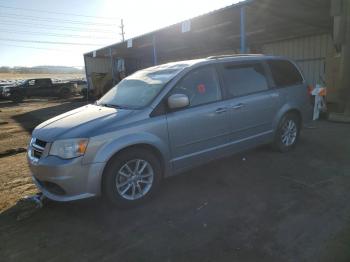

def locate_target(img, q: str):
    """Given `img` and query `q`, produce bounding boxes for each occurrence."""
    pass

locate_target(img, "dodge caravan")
[27,55,312,207]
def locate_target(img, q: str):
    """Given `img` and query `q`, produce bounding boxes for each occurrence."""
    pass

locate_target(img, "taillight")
[307,85,313,96]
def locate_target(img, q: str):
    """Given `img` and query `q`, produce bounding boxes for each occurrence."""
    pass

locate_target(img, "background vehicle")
[27,55,312,208]
[2,78,76,102]
[0,86,4,99]
[69,79,87,95]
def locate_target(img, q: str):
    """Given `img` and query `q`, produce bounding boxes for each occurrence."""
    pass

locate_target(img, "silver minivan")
[27,55,312,207]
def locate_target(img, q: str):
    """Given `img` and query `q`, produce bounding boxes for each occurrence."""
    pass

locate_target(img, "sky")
[0,0,239,67]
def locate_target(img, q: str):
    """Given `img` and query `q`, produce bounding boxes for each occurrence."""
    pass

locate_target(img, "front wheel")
[10,92,24,103]
[273,113,300,152]
[102,149,162,208]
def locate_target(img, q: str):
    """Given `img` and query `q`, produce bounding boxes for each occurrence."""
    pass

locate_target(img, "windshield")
[97,65,186,109]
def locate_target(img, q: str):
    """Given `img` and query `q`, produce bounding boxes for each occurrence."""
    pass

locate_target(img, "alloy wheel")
[115,159,154,200]
[281,119,297,146]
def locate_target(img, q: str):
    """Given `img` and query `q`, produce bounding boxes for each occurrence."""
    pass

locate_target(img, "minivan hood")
[32,104,134,141]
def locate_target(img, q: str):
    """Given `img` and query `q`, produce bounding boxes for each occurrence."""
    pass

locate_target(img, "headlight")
[3,87,10,92]
[49,138,89,159]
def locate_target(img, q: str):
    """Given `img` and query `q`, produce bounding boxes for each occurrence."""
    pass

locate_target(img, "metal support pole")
[153,35,158,66]
[240,6,246,54]
[341,0,350,115]
[83,54,89,103]
[110,47,115,85]
[120,19,125,42]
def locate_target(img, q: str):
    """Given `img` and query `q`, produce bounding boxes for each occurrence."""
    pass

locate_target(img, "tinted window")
[170,66,221,107]
[267,60,303,87]
[220,63,269,97]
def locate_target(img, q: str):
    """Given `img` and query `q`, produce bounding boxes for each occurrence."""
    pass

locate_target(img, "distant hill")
[0,66,84,74]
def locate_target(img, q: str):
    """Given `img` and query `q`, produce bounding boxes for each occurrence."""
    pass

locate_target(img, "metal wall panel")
[262,34,333,86]
[85,57,111,75]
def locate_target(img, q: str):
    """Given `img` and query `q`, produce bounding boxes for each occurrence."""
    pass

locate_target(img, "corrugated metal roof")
[84,0,253,55]
[84,0,332,64]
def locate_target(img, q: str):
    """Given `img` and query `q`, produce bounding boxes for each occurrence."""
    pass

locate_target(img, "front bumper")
[27,148,105,202]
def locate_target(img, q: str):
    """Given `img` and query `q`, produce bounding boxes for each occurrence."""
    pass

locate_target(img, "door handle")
[230,103,244,110]
[215,107,227,114]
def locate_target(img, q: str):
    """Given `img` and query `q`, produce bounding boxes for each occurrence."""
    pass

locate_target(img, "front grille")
[35,139,46,148]
[33,149,42,158]
[31,138,47,159]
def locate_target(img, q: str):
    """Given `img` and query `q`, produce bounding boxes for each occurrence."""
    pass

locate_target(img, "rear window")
[220,62,269,97]
[267,60,303,87]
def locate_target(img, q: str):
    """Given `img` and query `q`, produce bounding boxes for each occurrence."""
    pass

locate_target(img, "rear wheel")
[102,149,162,208]
[59,88,71,99]
[273,113,300,152]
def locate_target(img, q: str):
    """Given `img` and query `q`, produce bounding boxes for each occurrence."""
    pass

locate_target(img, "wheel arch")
[273,105,303,132]
[100,142,167,195]
[285,109,302,124]
[10,90,25,102]
[112,143,165,173]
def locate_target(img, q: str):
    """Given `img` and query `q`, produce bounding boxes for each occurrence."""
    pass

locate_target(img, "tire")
[102,148,162,208]
[10,92,24,103]
[273,113,301,152]
[59,88,71,99]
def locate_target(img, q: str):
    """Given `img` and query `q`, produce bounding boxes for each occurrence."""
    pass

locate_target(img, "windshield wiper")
[99,103,126,109]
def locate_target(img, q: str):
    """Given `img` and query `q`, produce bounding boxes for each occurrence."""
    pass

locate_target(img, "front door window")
[170,66,222,107]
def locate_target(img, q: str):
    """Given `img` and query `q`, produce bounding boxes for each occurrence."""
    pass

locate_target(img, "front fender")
[83,132,171,176]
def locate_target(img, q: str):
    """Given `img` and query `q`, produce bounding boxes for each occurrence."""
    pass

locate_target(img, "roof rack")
[206,54,264,59]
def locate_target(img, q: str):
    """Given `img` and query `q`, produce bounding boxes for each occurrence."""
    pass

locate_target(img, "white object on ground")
[311,84,327,120]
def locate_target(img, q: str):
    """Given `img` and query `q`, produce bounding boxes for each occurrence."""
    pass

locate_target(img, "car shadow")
[0,96,88,109]
[11,98,88,133]
[0,98,56,109]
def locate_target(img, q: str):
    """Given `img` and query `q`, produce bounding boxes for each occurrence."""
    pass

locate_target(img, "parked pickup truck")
[1,78,77,102]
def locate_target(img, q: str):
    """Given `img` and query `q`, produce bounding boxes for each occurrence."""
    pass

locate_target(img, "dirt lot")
[1,98,350,261]
[0,73,84,81]
[0,98,86,210]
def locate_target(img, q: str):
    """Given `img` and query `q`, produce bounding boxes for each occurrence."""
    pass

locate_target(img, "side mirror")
[168,93,189,109]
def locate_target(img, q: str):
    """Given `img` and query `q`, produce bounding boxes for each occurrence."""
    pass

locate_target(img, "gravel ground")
[1,98,350,261]
[0,98,86,210]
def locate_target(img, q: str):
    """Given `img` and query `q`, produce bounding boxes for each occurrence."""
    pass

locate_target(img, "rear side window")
[267,60,303,87]
[220,63,269,97]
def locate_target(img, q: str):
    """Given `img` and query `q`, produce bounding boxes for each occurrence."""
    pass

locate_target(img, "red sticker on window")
[197,84,206,94]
